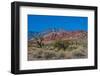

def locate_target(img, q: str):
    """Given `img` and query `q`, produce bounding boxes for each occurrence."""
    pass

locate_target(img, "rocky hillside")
[43,31,87,41]
[28,30,87,45]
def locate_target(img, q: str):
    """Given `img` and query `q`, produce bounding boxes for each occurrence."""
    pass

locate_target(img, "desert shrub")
[43,43,54,50]
[53,40,70,51]
[28,49,57,60]
[72,47,87,58]
[73,51,86,58]
[43,51,57,59]
[55,51,73,59]
[64,51,73,59]
[32,50,43,58]
[68,45,78,51]
[82,41,87,48]
[56,51,65,59]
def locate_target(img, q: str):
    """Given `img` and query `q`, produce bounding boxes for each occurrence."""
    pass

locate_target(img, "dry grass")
[28,38,88,61]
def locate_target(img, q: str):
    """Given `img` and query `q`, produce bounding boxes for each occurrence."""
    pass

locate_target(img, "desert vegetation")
[28,29,88,61]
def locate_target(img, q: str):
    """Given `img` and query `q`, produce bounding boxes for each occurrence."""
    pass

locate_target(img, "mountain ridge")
[28,29,87,45]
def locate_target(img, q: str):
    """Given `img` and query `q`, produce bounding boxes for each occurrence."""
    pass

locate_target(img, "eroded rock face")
[28,30,87,47]
[42,31,87,43]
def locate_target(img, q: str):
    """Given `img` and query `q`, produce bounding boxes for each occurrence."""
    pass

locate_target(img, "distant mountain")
[28,28,87,44]
[42,30,87,43]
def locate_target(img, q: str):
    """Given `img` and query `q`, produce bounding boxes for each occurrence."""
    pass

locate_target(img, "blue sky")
[28,15,88,32]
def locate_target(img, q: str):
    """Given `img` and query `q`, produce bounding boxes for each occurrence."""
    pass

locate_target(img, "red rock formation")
[43,31,87,42]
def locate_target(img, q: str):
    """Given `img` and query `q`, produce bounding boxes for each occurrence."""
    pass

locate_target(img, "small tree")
[34,33,44,48]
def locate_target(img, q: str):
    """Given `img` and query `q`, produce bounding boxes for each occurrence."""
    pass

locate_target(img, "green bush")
[53,40,70,51]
